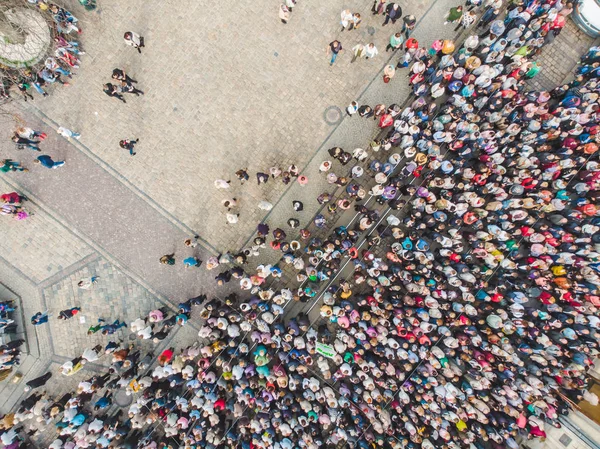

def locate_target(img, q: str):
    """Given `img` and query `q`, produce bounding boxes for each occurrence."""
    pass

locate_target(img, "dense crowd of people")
[2,0,600,448]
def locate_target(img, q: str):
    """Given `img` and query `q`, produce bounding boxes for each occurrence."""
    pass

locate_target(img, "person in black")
[358,105,374,118]
[111,68,137,85]
[103,83,126,103]
[119,139,139,156]
[215,270,232,285]
[120,82,144,96]
[24,372,52,391]
[327,40,343,65]
[383,3,402,26]
[256,172,269,184]
[111,68,144,95]
[151,327,168,342]
[11,135,40,151]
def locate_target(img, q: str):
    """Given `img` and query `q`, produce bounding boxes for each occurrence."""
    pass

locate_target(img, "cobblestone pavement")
[528,20,599,91]
[0,178,92,284]
[21,0,435,254]
[0,0,596,437]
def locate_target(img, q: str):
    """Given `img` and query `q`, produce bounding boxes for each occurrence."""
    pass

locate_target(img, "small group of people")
[159,236,205,268]
[10,126,66,170]
[327,2,417,66]
[3,2,84,101]
[210,165,305,226]
[103,68,144,103]
[0,191,30,221]
[0,300,20,377]
[11,128,46,152]
[228,165,303,186]
[31,307,80,323]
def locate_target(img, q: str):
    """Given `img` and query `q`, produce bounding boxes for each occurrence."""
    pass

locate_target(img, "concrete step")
[0,354,46,414]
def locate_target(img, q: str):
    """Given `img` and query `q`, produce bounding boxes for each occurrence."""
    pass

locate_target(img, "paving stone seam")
[234,0,445,251]
[241,3,481,273]
[0,359,53,415]
[36,253,101,289]
[0,254,38,287]
[19,102,221,257]
[0,174,178,312]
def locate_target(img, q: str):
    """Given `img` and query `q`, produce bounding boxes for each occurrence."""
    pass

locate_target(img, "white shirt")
[364,45,379,58]
[138,326,153,339]
[57,127,79,139]
[258,201,273,210]
[124,31,142,47]
[82,348,100,362]
[214,179,230,189]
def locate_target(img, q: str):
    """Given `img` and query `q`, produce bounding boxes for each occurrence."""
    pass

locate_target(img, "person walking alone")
[101,319,127,335]
[124,31,144,53]
[214,179,231,189]
[119,139,139,156]
[235,169,249,183]
[58,307,81,320]
[222,198,238,211]
[34,155,65,169]
[160,254,176,265]
[24,371,52,391]
[327,40,343,66]
[31,311,49,326]
[57,126,81,140]
[279,4,290,23]
[0,160,27,173]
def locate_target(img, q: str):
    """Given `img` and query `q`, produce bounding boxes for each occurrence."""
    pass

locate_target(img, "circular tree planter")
[0,7,51,69]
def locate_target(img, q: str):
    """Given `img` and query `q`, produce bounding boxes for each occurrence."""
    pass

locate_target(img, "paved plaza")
[0,0,443,414]
[0,0,598,443]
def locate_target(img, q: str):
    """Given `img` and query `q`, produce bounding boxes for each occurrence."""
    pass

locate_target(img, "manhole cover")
[324,106,343,125]
[367,26,376,35]
[114,390,133,407]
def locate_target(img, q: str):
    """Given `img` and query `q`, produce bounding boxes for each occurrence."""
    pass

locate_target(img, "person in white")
[258,201,273,211]
[340,9,353,30]
[57,126,81,139]
[226,213,239,224]
[123,31,144,53]
[364,43,379,59]
[214,179,231,189]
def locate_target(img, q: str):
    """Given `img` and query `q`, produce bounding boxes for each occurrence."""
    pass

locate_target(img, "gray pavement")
[527,20,599,91]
